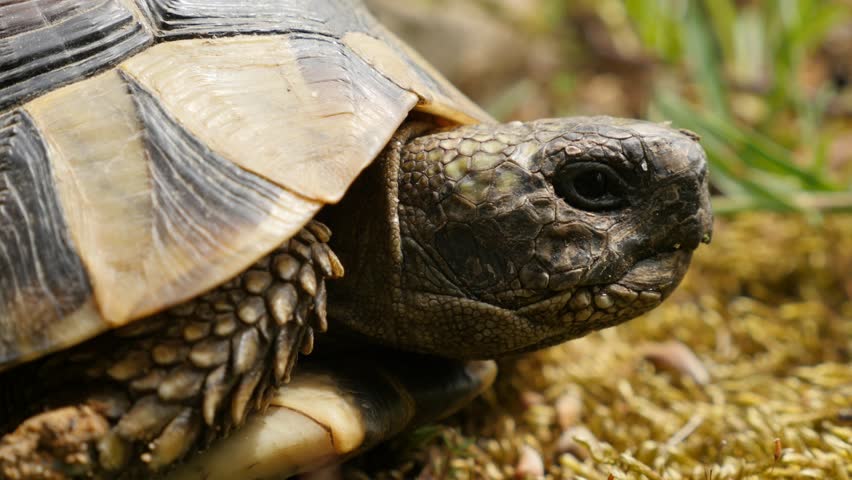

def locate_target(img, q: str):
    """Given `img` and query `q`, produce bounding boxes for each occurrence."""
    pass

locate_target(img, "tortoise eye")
[554,163,628,211]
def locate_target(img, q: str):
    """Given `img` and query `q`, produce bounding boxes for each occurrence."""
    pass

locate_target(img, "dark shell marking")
[0,110,94,365]
[0,0,152,111]
[137,0,376,39]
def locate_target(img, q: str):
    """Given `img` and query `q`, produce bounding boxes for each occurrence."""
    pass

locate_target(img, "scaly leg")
[0,221,342,479]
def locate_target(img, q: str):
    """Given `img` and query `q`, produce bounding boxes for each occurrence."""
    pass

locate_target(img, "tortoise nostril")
[659,240,690,254]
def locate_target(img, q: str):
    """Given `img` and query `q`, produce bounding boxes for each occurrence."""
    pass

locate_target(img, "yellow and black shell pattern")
[0,0,491,370]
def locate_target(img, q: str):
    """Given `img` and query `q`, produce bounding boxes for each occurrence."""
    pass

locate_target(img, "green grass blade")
[655,94,838,191]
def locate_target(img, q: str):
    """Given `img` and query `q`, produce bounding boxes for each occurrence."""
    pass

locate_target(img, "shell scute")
[0,0,491,369]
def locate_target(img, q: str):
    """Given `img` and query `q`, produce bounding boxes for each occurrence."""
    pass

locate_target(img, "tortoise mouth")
[613,249,693,295]
[516,250,692,312]
[494,251,692,357]
[509,250,692,346]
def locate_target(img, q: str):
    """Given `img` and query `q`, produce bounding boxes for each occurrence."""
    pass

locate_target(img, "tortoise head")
[326,116,713,359]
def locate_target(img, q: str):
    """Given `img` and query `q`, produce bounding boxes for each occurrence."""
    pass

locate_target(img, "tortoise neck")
[320,121,434,346]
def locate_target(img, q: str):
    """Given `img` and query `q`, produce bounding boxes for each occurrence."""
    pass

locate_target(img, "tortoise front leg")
[0,221,341,479]
[164,353,497,480]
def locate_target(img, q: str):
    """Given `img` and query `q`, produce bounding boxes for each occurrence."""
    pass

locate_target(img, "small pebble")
[515,444,544,479]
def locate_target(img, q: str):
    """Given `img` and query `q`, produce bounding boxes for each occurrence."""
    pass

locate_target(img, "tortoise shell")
[0,0,492,369]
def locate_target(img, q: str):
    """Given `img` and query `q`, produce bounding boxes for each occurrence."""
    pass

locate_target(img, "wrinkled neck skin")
[320,123,422,354]
[322,117,712,360]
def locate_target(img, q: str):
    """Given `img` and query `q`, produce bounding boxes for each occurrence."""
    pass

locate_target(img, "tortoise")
[0,0,713,478]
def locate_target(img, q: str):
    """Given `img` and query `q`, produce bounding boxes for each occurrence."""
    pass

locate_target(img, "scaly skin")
[0,222,342,478]
[326,117,712,358]
[0,117,712,479]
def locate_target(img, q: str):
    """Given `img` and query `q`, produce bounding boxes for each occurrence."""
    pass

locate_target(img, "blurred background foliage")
[368,0,852,216]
